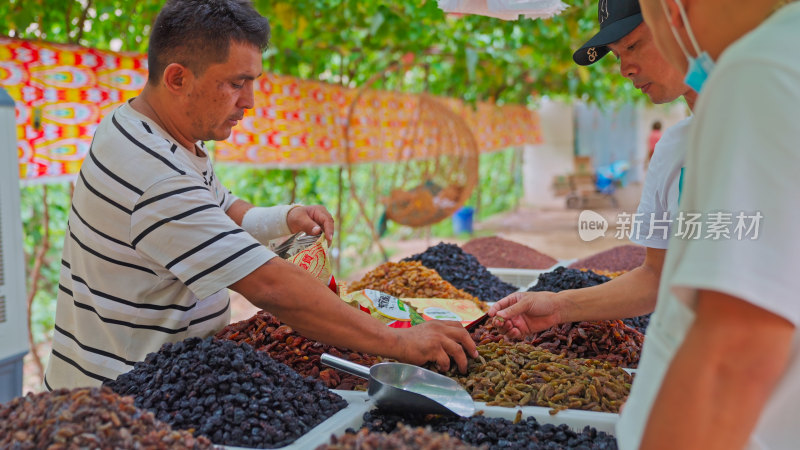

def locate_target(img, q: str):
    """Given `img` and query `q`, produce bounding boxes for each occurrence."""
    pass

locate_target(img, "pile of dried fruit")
[471,320,643,368]
[569,245,646,272]
[462,236,558,269]
[216,311,380,390]
[527,267,611,293]
[0,387,214,449]
[349,261,483,309]
[362,409,619,449]
[622,314,651,334]
[589,269,626,279]
[438,341,632,413]
[318,424,482,450]
[105,337,347,448]
[403,242,518,302]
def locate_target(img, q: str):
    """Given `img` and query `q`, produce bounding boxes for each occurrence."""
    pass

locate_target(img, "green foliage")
[20,184,72,343]
[1,0,642,104]
[214,147,523,278]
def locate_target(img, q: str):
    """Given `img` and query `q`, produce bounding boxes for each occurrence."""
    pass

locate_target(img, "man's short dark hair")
[147,0,270,84]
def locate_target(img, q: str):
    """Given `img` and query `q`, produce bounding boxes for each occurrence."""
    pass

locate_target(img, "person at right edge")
[489,0,696,337]
[617,0,799,448]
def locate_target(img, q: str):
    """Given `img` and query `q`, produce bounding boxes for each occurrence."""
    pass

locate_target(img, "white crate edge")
[555,259,577,269]
[474,403,619,435]
[487,267,544,290]
[312,399,620,445]
[221,390,370,450]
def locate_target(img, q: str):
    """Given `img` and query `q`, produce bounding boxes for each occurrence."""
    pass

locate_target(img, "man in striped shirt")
[45,0,477,390]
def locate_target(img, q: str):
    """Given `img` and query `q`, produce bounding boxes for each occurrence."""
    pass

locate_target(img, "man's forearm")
[640,291,794,450]
[557,264,659,323]
[231,258,404,359]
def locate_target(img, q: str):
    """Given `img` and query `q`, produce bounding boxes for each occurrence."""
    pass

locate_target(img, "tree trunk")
[26,185,50,384]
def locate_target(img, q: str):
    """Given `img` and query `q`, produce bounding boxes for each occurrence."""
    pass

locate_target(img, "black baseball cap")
[573,0,643,66]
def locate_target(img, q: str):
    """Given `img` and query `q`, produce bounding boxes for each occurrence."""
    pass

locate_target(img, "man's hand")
[488,292,563,338]
[393,320,478,373]
[287,205,334,244]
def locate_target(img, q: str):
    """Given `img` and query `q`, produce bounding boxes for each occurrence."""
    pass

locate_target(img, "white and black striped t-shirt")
[44,101,275,390]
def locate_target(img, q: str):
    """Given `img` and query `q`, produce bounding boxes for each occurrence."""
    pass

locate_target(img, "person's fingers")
[508,327,522,340]
[496,298,533,321]
[489,294,520,317]
[441,338,468,373]
[498,318,514,332]
[308,206,335,244]
[447,323,477,358]
[289,208,319,235]
[434,348,451,372]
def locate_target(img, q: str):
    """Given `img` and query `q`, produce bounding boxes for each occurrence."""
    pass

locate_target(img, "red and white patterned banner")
[1,38,542,181]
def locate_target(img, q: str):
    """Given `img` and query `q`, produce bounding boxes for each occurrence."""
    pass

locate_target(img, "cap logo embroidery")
[598,0,610,24]
[587,47,598,62]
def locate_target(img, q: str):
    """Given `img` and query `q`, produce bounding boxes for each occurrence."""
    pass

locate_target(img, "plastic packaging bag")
[401,297,485,326]
[342,289,426,328]
[285,234,338,294]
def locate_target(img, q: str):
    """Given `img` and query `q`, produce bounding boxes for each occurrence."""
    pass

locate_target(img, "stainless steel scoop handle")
[320,353,371,379]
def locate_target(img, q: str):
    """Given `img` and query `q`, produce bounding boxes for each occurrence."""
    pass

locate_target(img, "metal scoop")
[320,353,475,417]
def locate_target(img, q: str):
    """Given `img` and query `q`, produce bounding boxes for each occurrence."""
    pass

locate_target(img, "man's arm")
[555,247,665,322]
[489,247,665,336]
[226,198,253,226]
[229,257,477,372]
[640,290,795,450]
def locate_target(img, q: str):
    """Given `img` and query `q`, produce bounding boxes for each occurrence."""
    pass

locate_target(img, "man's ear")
[663,0,685,29]
[161,63,192,94]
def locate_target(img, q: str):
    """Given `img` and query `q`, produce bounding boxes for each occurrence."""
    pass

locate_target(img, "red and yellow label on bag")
[286,235,338,294]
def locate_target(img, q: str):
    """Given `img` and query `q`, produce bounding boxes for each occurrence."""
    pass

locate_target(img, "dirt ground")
[22,183,643,394]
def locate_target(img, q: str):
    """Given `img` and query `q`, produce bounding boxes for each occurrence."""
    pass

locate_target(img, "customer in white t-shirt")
[618,0,800,448]
[489,0,696,335]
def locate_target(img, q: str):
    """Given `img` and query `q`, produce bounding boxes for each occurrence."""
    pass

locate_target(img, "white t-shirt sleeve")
[630,120,687,249]
[131,175,276,300]
[669,61,800,326]
[630,151,672,249]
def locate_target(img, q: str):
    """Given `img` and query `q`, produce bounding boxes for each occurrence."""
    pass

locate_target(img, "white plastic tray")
[309,398,620,448]
[487,267,547,290]
[475,402,618,434]
[217,378,622,448]
[487,259,577,291]
[220,390,370,450]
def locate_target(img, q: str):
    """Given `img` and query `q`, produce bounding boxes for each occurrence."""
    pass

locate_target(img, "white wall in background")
[522,98,575,209]
[521,98,690,209]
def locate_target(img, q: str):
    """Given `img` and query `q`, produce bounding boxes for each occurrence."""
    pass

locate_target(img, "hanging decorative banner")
[218,75,542,167]
[0,38,147,182]
[1,38,542,182]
